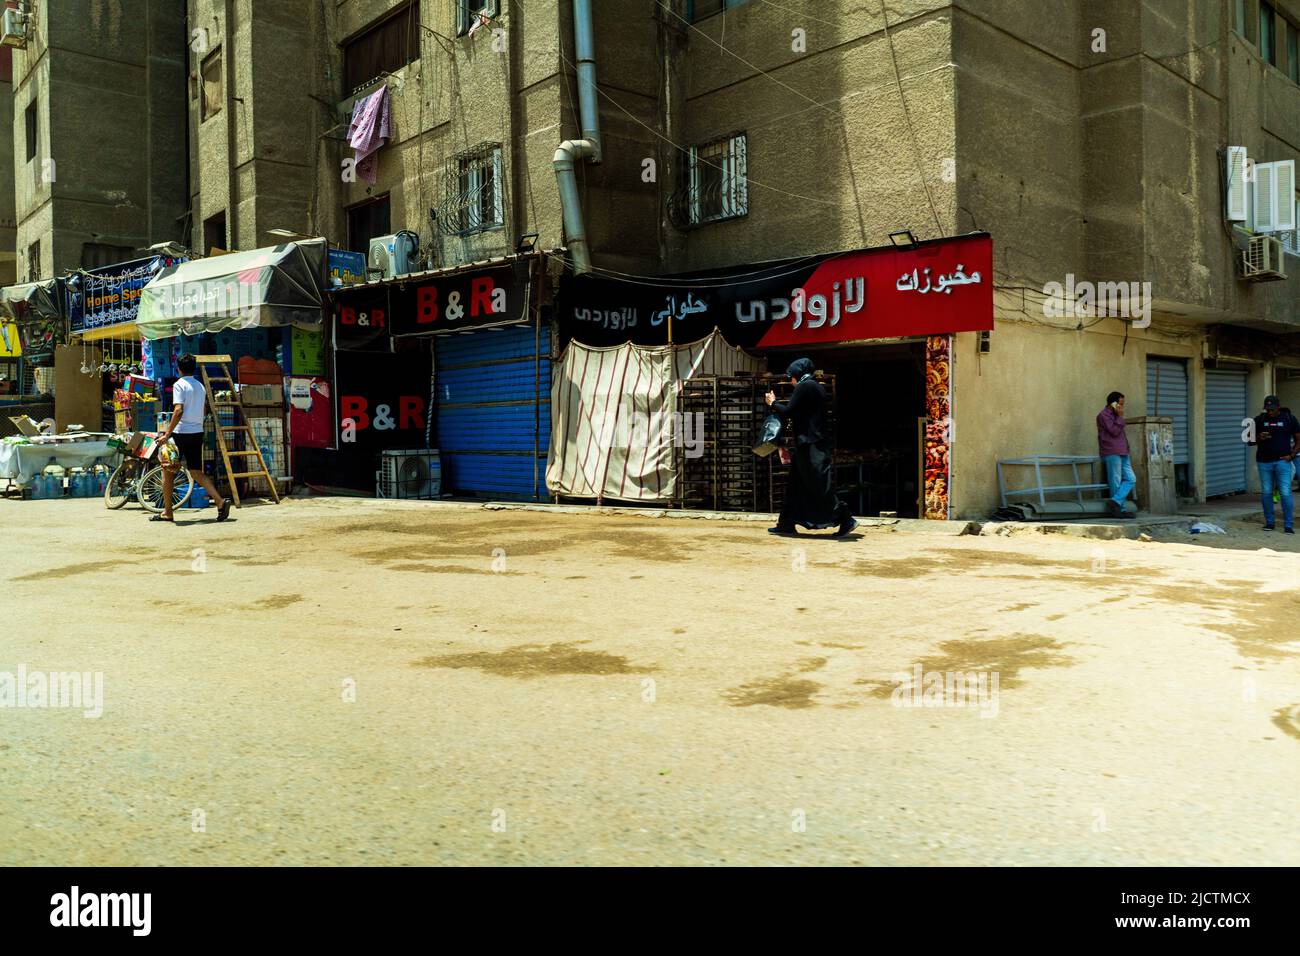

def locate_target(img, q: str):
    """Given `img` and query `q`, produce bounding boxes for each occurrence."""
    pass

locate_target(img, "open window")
[201,48,223,122]
[343,1,421,94]
[457,0,498,36]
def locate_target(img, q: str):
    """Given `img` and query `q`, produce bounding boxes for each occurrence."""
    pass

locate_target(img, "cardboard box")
[240,384,283,406]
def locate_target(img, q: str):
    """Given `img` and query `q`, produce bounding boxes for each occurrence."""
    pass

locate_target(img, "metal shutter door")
[1145,358,1189,465]
[1204,367,1248,497]
[435,325,550,500]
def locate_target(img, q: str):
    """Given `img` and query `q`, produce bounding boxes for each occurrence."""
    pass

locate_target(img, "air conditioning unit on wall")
[1,8,28,48]
[1242,235,1287,282]
[368,233,418,279]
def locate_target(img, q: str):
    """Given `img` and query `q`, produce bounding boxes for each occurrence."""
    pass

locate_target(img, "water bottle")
[92,460,109,496]
[69,468,85,499]
[42,459,63,499]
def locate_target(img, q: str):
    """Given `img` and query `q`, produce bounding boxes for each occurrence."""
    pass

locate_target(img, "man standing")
[1097,391,1135,519]
[154,353,231,523]
[763,358,856,537]
[1249,394,1299,533]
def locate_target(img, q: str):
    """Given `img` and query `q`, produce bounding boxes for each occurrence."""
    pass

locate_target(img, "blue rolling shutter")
[434,324,550,500]
[1145,357,1189,466]
[1204,367,1247,497]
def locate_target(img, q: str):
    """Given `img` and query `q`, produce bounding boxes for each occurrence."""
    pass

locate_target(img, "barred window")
[445,144,504,235]
[686,133,748,226]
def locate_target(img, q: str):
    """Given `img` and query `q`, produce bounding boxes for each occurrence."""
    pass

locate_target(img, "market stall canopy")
[136,238,328,340]
[0,278,64,323]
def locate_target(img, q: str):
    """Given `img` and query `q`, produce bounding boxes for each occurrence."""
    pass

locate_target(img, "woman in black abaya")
[764,358,856,537]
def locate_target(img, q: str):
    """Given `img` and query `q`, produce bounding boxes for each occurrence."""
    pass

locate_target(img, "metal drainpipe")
[553,0,602,275]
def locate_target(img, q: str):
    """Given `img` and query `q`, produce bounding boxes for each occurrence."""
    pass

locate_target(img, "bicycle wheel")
[104,460,137,510]
[138,465,194,513]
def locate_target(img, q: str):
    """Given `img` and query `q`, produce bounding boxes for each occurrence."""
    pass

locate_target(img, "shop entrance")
[766,341,927,518]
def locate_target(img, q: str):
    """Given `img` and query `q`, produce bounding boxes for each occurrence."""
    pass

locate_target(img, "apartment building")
[9,0,188,279]
[80,0,1300,514]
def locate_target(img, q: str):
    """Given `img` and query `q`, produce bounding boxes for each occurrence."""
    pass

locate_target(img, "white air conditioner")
[378,449,441,500]
[368,232,418,279]
[1242,234,1287,282]
[1,8,28,48]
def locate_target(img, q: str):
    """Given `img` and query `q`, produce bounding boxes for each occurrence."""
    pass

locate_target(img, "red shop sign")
[754,234,993,348]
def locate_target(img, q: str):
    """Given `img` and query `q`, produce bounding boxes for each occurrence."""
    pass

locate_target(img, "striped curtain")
[546,330,762,502]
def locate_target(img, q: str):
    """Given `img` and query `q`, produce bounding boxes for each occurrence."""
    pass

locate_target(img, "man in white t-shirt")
[154,353,230,522]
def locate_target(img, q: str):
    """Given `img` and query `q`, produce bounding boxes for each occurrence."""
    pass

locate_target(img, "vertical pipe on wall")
[552,0,602,275]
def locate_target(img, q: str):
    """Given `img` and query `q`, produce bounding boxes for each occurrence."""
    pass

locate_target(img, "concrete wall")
[676,0,957,272]
[944,0,1300,516]
[13,0,188,278]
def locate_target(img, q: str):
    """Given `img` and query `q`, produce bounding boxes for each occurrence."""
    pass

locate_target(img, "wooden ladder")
[196,354,281,507]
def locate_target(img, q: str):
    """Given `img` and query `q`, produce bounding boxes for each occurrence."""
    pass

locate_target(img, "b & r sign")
[332,265,528,338]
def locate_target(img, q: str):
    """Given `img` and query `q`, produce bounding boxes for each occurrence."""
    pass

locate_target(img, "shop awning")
[0,279,64,323]
[137,238,328,340]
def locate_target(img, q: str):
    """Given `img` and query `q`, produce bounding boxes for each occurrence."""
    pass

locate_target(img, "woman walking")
[764,358,857,537]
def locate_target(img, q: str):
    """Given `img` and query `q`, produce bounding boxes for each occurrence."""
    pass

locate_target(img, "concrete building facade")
[10,0,188,280]
[22,0,1294,516]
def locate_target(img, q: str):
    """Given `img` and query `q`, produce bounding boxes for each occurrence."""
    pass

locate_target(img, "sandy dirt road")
[2,496,1299,866]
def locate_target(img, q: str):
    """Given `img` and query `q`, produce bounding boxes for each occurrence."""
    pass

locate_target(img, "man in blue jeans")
[1250,394,1299,533]
[1097,391,1135,519]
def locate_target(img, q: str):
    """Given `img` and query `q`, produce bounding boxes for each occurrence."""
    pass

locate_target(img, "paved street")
[3,496,1300,866]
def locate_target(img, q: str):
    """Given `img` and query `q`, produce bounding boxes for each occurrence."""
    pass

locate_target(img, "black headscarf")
[786,357,815,381]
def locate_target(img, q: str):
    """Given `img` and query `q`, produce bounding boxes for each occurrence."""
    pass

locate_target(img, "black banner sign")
[332,265,529,339]
[557,234,994,350]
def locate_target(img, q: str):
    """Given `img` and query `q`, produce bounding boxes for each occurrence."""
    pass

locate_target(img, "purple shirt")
[1097,406,1129,457]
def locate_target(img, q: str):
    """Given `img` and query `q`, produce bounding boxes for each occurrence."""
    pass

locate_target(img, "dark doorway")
[766,342,926,518]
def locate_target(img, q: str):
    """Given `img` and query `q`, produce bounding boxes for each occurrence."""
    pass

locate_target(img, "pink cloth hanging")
[348,86,392,185]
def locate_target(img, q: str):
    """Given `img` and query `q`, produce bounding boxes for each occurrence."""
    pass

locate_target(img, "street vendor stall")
[133,239,330,503]
[0,431,120,496]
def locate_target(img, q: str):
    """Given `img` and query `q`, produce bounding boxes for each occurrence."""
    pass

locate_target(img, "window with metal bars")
[444,144,504,235]
[671,133,748,228]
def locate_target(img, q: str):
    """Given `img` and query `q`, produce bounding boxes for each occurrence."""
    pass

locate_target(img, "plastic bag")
[1188,521,1226,534]
[752,413,783,457]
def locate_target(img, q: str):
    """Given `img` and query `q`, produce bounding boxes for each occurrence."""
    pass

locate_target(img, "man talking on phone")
[1097,391,1134,519]
[1249,395,1299,533]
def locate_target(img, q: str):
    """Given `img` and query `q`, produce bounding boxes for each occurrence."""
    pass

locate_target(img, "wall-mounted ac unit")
[1,8,28,48]
[368,233,418,279]
[1242,235,1287,281]
[378,449,441,500]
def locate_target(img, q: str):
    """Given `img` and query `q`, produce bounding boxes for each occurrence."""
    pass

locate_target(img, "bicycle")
[103,438,193,513]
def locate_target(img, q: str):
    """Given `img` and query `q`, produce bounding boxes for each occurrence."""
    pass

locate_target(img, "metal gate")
[1146,357,1189,466]
[1204,366,1248,497]
[434,324,550,500]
